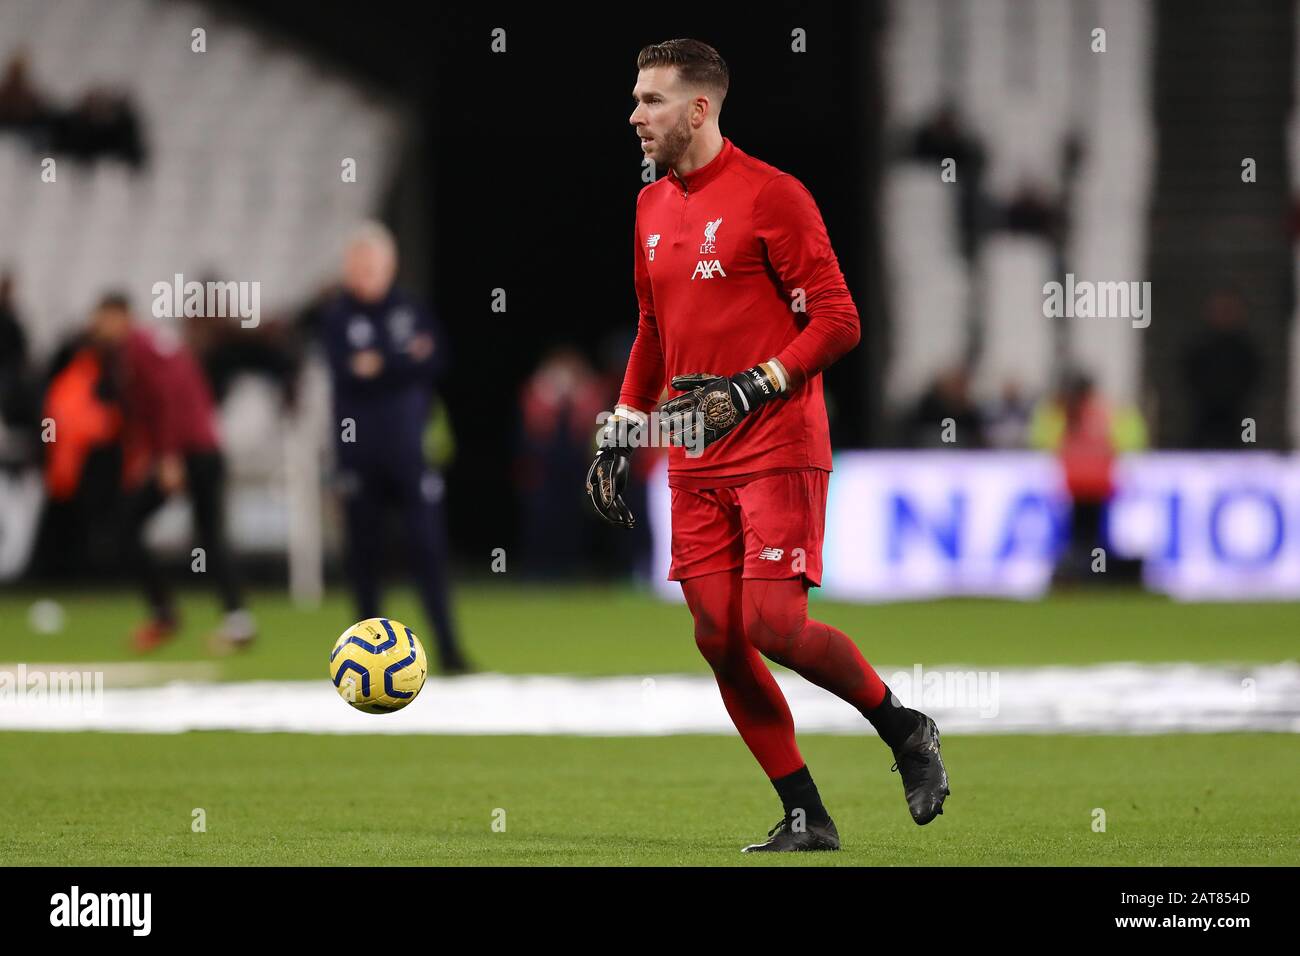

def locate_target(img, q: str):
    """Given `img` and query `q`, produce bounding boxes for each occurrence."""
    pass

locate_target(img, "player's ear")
[691,94,709,128]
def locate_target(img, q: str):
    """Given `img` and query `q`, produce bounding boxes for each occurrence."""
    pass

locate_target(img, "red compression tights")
[681,570,889,779]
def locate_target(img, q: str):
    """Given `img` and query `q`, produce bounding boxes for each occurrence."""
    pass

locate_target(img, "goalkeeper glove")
[656,359,789,455]
[585,406,641,529]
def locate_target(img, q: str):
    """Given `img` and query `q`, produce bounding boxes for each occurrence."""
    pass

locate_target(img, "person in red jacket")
[587,40,949,852]
[88,293,254,653]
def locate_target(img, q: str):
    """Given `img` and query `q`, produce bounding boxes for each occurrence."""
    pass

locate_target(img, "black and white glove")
[585,406,642,529]
[656,360,789,455]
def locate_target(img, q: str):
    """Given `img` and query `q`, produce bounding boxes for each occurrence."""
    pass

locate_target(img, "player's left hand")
[656,361,788,455]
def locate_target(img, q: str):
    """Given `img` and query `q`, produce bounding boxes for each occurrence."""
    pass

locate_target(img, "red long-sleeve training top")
[618,137,860,487]
[121,325,220,464]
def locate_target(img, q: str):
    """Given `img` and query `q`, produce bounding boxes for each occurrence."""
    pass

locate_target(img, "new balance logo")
[646,234,660,261]
[691,259,727,280]
[759,547,784,561]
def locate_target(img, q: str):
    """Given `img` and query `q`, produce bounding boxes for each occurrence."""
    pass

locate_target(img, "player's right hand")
[157,453,186,494]
[586,447,635,529]
[350,349,384,378]
[585,409,639,529]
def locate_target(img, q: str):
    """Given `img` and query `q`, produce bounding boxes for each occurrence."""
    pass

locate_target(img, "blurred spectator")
[88,293,254,652]
[0,273,37,440]
[900,365,986,448]
[183,275,302,409]
[983,378,1033,449]
[32,327,124,576]
[516,346,606,578]
[906,102,987,262]
[0,54,145,167]
[1001,178,1062,241]
[0,52,53,143]
[0,274,27,377]
[320,221,471,674]
[42,334,120,501]
[53,87,146,168]
[1181,289,1261,449]
[1030,371,1147,584]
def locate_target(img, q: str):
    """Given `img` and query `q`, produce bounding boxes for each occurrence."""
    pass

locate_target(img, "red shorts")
[668,469,828,586]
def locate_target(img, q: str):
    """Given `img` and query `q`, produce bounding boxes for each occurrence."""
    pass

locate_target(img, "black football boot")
[741,814,841,852]
[890,711,950,825]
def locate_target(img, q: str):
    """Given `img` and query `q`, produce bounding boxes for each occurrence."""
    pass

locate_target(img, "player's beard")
[658,110,693,171]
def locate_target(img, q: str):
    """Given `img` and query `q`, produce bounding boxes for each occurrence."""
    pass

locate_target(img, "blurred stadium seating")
[0,0,401,358]
[0,0,406,586]
[883,0,1150,414]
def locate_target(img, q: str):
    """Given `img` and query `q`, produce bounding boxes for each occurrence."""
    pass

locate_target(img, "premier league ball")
[329,618,428,714]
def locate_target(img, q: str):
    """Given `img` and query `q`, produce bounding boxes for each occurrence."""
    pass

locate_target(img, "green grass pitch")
[2,731,1297,866]
[0,585,1296,865]
[3,583,1297,676]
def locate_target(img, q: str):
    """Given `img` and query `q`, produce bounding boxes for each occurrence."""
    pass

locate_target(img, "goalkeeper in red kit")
[587,39,949,851]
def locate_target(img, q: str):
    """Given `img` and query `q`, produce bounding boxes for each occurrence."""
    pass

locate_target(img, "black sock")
[865,686,922,751]
[771,765,831,825]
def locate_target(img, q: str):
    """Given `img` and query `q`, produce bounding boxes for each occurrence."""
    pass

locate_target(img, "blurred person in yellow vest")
[1030,370,1146,583]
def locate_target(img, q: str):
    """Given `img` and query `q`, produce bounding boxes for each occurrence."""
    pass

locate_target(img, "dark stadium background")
[217,0,883,558]
[205,0,1300,567]
[2,0,1292,583]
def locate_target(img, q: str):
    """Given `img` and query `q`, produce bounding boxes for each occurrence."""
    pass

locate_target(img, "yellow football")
[329,618,428,714]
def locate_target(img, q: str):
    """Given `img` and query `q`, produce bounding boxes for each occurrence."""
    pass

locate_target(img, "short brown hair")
[95,291,132,313]
[636,38,729,101]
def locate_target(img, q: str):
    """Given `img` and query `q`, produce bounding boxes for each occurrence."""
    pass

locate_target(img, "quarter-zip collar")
[667,137,734,195]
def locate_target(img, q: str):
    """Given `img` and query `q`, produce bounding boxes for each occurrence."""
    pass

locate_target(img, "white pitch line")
[0,662,221,687]
[1,662,1298,736]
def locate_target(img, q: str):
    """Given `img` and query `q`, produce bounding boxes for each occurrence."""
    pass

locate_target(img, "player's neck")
[671,128,724,179]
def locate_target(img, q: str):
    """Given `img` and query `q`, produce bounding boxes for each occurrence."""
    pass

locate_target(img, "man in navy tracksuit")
[321,222,471,674]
